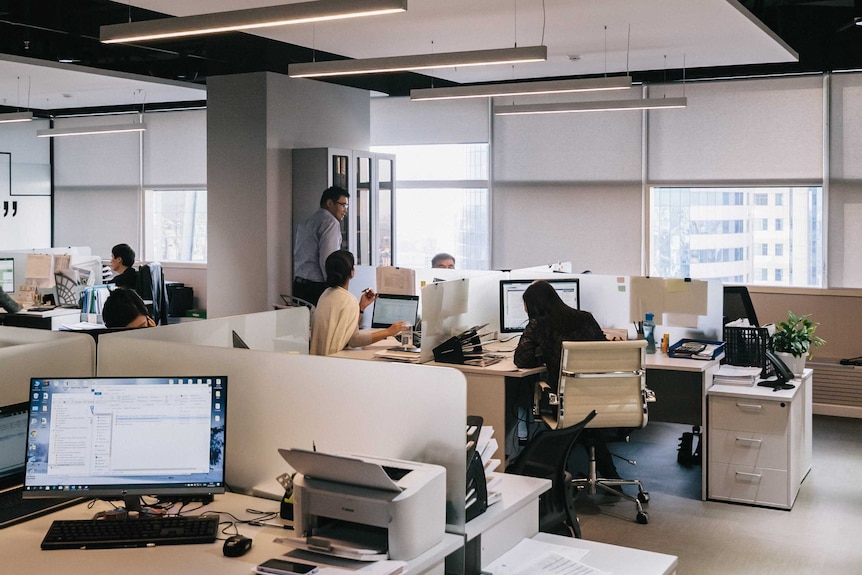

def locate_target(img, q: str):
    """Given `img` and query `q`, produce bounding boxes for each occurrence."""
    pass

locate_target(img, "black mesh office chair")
[136,262,169,325]
[506,410,597,538]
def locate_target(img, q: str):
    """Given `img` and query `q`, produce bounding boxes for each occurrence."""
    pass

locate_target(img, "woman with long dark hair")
[310,250,407,355]
[513,280,605,389]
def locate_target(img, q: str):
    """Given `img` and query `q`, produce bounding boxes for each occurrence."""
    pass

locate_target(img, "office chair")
[136,262,169,325]
[543,340,651,525]
[506,410,597,538]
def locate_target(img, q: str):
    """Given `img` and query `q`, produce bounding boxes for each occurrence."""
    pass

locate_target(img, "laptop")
[370,293,419,329]
[0,402,81,528]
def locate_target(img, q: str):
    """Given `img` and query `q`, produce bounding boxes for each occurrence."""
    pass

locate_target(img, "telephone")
[757,350,796,391]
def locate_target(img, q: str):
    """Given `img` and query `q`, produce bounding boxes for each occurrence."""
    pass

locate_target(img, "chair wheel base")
[638,491,650,503]
[636,511,649,524]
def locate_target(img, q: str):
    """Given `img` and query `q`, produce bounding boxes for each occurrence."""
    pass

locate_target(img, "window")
[775,193,784,206]
[371,144,489,269]
[650,186,823,286]
[144,189,207,263]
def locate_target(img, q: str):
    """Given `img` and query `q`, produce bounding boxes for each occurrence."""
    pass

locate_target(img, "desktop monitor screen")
[23,376,227,508]
[0,257,13,293]
[371,294,420,328]
[723,285,759,327]
[499,278,580,333]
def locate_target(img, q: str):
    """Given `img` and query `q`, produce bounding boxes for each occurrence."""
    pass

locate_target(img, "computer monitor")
[23,376,227,512]
[0,257,13,293]
[499,278,580,333]
[723,285,759,327]
[371,293,420,328]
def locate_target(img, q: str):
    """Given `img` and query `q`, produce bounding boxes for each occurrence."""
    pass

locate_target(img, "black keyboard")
[41,515,220,550]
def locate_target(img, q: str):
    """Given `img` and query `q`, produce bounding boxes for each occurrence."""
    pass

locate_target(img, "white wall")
[0,119,52,250]
[206,72,371,318]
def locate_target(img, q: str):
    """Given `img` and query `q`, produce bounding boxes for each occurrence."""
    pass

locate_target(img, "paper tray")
[668,338,725,360]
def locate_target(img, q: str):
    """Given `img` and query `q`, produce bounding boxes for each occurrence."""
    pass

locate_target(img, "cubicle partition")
[98,307,311,353]
[96,324,468,531]
[0,326,96,405]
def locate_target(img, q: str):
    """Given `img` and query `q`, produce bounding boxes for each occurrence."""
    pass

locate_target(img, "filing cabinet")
[707,371,812,509]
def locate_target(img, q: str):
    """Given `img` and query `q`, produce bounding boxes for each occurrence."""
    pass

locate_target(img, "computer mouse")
[223,534,253,557]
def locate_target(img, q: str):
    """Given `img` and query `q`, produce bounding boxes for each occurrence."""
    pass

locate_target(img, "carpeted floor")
[567,415,862,574]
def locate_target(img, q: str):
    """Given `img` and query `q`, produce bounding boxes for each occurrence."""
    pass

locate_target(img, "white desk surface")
[485,532,678,575]
[464,474,550,542]
[645,351,722,373]
[708,368,811,400]
[1,492,462,575]
[335,337,545,379]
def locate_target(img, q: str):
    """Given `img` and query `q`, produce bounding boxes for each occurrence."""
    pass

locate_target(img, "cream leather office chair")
[543,339,651,524]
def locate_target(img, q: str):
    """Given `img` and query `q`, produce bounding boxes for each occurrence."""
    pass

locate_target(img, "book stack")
[713,364,762,386]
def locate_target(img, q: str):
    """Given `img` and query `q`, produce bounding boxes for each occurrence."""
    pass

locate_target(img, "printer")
[279,448,446,561]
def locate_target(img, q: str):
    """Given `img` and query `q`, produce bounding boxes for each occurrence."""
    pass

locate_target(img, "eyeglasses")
[336,201,349,208]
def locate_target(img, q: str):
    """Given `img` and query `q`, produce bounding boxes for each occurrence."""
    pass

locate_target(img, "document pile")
[713,364,763,386]
[476,425,502,507]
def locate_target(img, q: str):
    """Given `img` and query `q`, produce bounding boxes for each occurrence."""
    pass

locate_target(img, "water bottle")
[644,312,656,354]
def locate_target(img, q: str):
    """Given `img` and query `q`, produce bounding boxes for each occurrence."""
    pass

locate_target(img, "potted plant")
[772,310,825,376]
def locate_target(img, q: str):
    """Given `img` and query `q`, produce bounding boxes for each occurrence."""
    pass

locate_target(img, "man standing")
[293,186,349,305]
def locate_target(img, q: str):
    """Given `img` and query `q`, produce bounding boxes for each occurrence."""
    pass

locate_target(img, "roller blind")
[648,76,823,182]
[53,116,141,187]
[831,73,862,180]
[371,96,489,145]
[143,109,206,187]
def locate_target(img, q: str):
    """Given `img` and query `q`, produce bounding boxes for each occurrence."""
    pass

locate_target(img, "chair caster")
[636,511,649,524]
[638,491,650,503]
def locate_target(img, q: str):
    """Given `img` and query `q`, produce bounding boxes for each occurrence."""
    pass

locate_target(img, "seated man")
[102,288,155,328]
[108,243,138,290]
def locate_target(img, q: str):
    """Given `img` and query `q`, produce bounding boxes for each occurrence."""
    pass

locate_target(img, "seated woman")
[513,280,620,479]
[513,280,606,387]
[102,287,155,328]
[310,250,408,356]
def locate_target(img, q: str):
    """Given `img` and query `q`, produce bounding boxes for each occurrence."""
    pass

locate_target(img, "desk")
[464,474,550,572]
[485,532,678,575]
[1,307,81,330]
[645,352,721,500]
[1,492,462,575]
[334,340,545,463]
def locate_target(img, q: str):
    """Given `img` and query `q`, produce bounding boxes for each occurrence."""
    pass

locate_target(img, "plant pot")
[776,351,806,378]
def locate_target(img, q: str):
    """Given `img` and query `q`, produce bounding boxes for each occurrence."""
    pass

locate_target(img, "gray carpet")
[570,415,862,574]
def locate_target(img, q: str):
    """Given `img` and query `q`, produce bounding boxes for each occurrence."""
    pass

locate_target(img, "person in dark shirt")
[108,243,138,290]
[512,280,621,479]
[513,280,606,390]
[102,288,154,328]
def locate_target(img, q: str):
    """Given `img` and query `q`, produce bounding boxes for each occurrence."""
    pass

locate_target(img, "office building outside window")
[144,189,207,263]
[650,186,823,287]
[372,144,490,269]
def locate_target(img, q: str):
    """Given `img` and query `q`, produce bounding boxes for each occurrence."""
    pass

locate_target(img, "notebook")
[370,294,419,329]
[0,402,81,529]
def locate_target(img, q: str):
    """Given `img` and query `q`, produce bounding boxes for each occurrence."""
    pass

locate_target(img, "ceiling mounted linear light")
[36,121,148,138]
[410,75,632,101]
[0,111,34,123]
[100,0,407,44]
[289,45,547,78]
[494,97,688,116]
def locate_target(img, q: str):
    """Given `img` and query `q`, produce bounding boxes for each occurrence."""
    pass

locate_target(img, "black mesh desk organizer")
[723,326,774,379]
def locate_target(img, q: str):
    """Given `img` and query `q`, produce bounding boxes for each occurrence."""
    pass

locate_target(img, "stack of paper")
[476,426,502,506]
[713,364,762,386]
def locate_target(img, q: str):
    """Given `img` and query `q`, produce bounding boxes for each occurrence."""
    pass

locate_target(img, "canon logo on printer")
[340,506,355,513]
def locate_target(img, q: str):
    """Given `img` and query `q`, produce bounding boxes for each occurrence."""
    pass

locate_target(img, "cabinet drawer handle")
[735,402,763,411]
[735,471,762,480]
[735,437,762,446]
